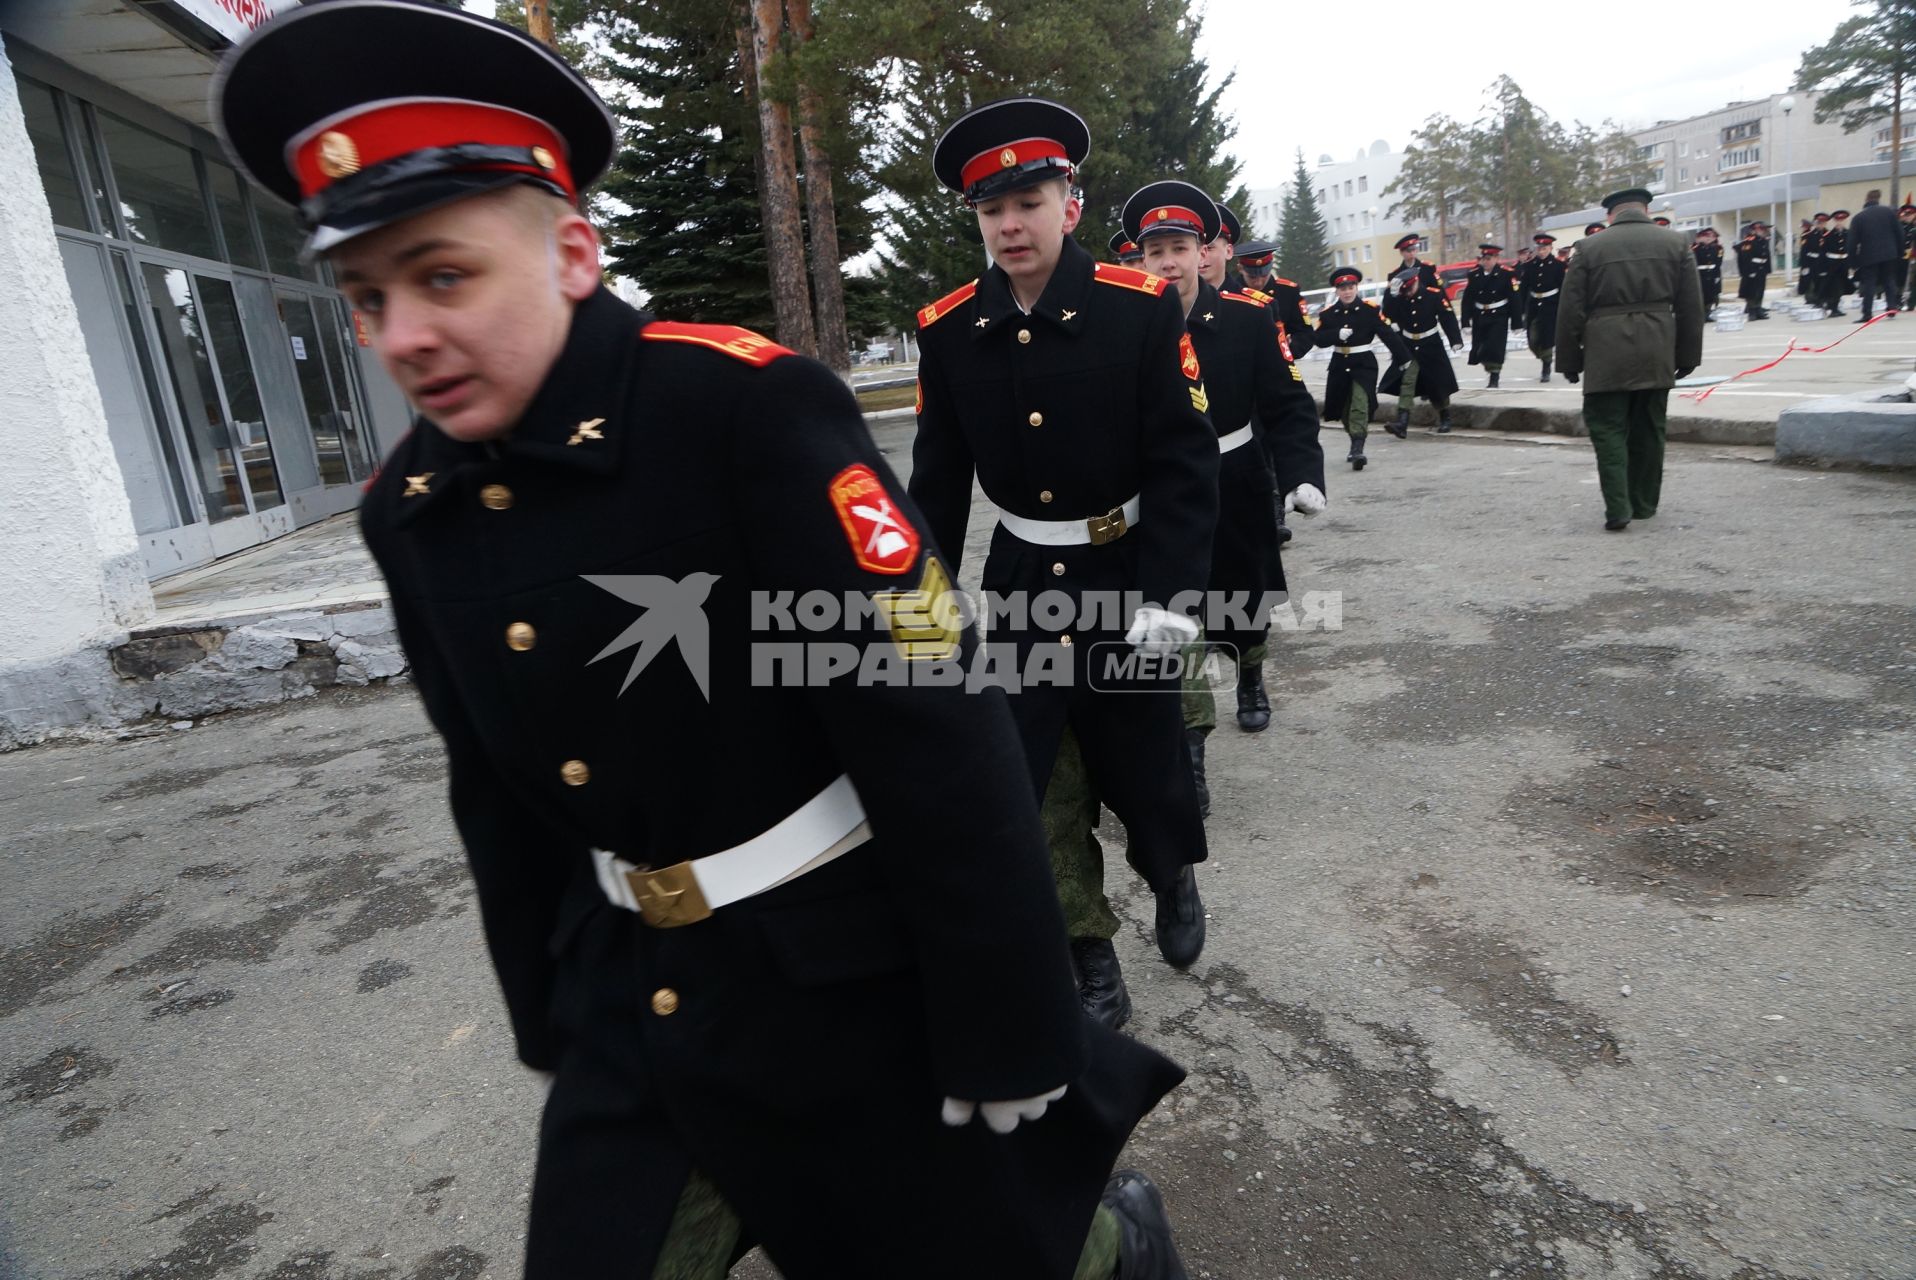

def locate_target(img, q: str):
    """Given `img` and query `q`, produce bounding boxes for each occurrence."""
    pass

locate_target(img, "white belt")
[1531,289,1559,298]
[1217,425,1253,453]
[996,493,1141,546]
[1404,327,1440,341]
[592,773,872,927]
[1826,252,1847,260]
[1333,344,1376,355]
[1478,299,1507,310]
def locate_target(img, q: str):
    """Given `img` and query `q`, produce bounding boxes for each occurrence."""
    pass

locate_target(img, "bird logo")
[583,572,720,701]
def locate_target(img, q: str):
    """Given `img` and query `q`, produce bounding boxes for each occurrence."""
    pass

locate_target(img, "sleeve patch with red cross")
[828,464,921,575]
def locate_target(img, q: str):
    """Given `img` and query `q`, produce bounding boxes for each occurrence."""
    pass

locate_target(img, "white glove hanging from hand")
[1337,326,1354,343]
[942,1086,1068,1134]
[1283,483,1328,516]
[1125,606,1200,654]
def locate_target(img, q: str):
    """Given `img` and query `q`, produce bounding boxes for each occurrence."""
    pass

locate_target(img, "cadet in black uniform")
[1736,221,1773,319]
[1900,203,1916,309]
[1460,241,1519,387]
[218,16,1189,1277]
[909,99,1217,1035]
[1519,232,1567,380]
[1802,212,1831,310]
[1692,227,1724,313]
[1317,267,1410,465]
[1381,262,1464,433]
[1109,229,1144,264]
[1210,226,1323,545]
[1392,232,1443,292]
[1823,210,1853,316]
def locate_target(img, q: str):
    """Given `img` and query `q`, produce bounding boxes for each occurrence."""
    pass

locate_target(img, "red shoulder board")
[1093,262,1169,296]
[1271,277,1297,288]
[918,280,978,329]
[642,322,793,367]
[1221,291,1266,307]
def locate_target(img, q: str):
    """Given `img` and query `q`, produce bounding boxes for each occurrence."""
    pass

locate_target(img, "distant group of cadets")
[1801,210,1854,317]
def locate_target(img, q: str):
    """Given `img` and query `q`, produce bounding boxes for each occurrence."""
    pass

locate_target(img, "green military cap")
[1600,187,1654,212]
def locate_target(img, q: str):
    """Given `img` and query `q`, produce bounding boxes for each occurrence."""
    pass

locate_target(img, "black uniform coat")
[1519,254,1568,350]
[1380,279,1463,403]
[1235,277,1327,515]
[1185,281,1312,648]
[360,286,1183,1279]
[1460,264,1519,365]
[1736,233,1771,301]
[1692,240,1724,309]
[1315,297,1409,421]
[909,236,1218,895]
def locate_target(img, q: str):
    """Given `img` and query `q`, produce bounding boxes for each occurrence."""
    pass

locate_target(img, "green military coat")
[1555,208,1705,392]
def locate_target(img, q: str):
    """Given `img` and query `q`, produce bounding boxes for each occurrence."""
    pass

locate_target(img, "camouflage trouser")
[1344,382,1371,438]
[1044,725,1120,941]
[1181,637,1267,730]
[653,1170,1121,1278]
[1396,358,1420,414]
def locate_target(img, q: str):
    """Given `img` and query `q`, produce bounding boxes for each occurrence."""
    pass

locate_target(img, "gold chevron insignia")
[874,555,962,661]
[1189,384,1209,413]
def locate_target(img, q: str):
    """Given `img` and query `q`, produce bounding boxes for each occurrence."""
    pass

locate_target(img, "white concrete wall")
[0,36,152,665]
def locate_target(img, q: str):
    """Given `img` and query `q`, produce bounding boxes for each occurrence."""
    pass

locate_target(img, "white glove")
[1283,483,1327,516]
[1124,606,1200,654]
[1450,343,1465,354]
[1337,326,1354,342]
[942,1086,1068,1134]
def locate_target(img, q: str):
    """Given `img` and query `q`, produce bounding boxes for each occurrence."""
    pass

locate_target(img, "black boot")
[1388,410,1409,439]
[1070,938,1132,1031]
[1540,357,1552,383]
[1185,728,1210,819]
[1103,1170,1190,1280]
[1347,433,1367,470]
[1235,659,1270,732]
[1487,369,1500,388]
[1154,865,1206,969]
[1437,407,1453,434]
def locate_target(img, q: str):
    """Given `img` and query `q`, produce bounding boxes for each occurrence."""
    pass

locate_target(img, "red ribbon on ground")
[1681,312,1890,403]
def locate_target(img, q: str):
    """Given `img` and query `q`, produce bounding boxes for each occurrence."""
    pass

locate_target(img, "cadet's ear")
[554,213,602,302]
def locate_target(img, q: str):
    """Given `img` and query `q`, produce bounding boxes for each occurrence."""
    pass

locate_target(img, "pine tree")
[1799,0,1916,207]
[1384,115,1475,262]
[1275,149,1331,286]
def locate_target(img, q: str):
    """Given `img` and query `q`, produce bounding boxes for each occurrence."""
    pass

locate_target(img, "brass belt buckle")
[624,860,712,928]
[1086,505,1128,546]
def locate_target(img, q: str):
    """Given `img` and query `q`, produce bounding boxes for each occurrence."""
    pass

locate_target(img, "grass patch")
[855,384,919,413]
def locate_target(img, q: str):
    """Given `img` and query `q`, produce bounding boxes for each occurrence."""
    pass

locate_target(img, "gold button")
[560,759,590,786]
[480,483,513,510]
[1052,562,1065,576]
[1028,411,1044,427]
[1039,490,1054,504]
[1059,634,1073,648]
[505,621,537,652]
[650,988,679,1016]
[1017,329,1031,344]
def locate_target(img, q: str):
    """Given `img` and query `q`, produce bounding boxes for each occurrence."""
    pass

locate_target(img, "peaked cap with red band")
[213,0,614,256]
[1235,239,1276,269]
[1108,229,1144,262]
[932,97,1090,203]
[1122,180,1223,245]
[1214,202,1243,246]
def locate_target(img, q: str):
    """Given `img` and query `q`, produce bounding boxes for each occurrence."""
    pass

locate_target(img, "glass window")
[15,77,92,230]
[255,200,320,281]
[96,111,220,259]
[1362,244,1373,262]
[206,161,264,270]
[140,262,246,522]
[197,277,283,510]
[280,292,355,485]
[108,252,193,525]
[312,297,375,482]
[1358,176,1368,193]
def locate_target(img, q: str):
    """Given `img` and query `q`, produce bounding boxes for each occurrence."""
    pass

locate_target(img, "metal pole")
[1782,108,1793,281]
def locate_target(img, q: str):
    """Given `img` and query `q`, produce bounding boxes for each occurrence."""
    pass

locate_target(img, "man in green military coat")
[1555,187,1705,532]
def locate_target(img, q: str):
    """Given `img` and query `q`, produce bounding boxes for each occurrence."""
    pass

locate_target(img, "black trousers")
[1855,262,1899,319]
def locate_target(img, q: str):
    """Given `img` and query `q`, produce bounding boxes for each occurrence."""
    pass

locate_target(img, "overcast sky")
[1199,0,1861,192]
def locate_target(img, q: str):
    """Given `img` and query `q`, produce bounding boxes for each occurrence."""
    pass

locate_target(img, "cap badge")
[316,131,361,180]
[999,148,1018,168]
[531,146,558,171]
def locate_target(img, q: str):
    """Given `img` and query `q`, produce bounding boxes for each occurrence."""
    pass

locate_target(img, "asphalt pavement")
[3,418,1913,1279]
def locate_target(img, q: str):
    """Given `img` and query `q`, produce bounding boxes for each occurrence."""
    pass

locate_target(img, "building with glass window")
[0,1,413,731]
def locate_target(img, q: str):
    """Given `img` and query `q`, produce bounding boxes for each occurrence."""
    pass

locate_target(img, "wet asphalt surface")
[2,423,1913,1279]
